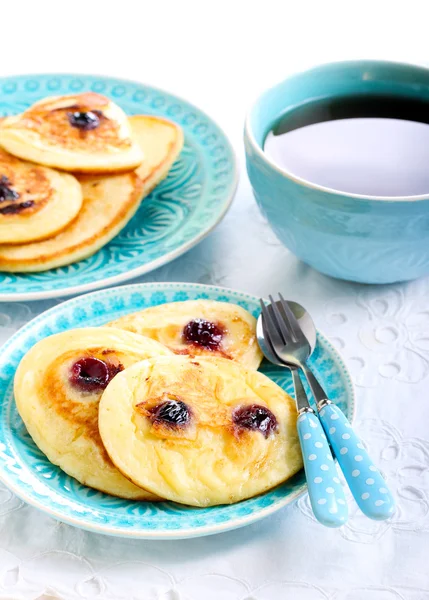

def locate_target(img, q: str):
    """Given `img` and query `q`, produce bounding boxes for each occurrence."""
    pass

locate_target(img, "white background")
[1,1,429,598]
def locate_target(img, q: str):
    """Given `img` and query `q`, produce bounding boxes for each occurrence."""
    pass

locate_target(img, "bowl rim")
[244,58,429,203]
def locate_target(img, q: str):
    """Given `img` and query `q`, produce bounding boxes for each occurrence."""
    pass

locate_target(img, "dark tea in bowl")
[264,94,429,197]
[244,60,429,284]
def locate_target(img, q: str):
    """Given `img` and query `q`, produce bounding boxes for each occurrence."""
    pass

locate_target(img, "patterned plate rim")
[0,74,238,302]
[0,282,355,539]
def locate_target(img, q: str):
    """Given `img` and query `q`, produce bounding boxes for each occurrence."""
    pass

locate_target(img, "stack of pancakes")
[15,300,303,507]
[0,92,183,271]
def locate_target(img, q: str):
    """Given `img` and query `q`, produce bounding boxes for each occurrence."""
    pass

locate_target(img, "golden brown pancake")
[107,300,263,369]
[14,327,174,499]
[0,92,143,173]
[0,115,184,272]
[99,355,303,506]
[0,148,82,244]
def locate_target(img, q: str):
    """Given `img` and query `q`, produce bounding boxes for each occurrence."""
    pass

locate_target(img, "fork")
[260,302,348,527]
[261,294,395,521]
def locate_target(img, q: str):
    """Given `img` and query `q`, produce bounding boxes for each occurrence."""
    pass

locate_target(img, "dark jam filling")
[232,404,278,438]
[148,399,191,427]
[182,319,224,350]
[0,175,20,203]
[0,200,34,215]
[70,357,123,392]
[67,110,102,131]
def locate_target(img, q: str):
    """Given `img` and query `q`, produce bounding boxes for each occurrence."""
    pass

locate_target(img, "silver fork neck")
[297,362,330,407]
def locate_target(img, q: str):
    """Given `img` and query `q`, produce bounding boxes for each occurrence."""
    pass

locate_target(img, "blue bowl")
[244,60,429,284]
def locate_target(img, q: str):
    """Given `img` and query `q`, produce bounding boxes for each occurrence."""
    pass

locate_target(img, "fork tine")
[278,293,307,342]
[261,315,280,358]
[259,299,284,350]
[269,294,296,343]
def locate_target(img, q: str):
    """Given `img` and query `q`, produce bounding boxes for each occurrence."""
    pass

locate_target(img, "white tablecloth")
[1,2,428,598]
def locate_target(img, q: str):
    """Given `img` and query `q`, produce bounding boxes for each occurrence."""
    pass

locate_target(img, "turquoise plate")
[0,283,355,539]
[0,74,237,302]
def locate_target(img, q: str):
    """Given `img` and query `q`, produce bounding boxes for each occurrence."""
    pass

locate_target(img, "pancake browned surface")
[107,300,263,369]
[0,93,144,173]
[0,148,82,244]
[14,327,175,499]
[99,355,303,506]
[0,115,183,272]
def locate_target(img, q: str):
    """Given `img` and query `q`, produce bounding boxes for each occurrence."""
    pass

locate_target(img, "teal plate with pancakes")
[0,74,237,301]
[0,282,354,539]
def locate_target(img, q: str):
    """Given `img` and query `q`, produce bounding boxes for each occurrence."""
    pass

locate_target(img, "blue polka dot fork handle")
[261,294,395,522]
[295,336,395,520]
[293,368,349,527]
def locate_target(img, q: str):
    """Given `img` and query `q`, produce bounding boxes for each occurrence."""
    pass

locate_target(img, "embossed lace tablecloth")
[1,2,429,598]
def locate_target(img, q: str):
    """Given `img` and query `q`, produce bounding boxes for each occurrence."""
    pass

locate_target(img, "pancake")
[0,92,143,173]
[0,115,184,272]
[0,148,82,244]
[14,327,174,499]
[98,355,302,506]
[107,300,263,370]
